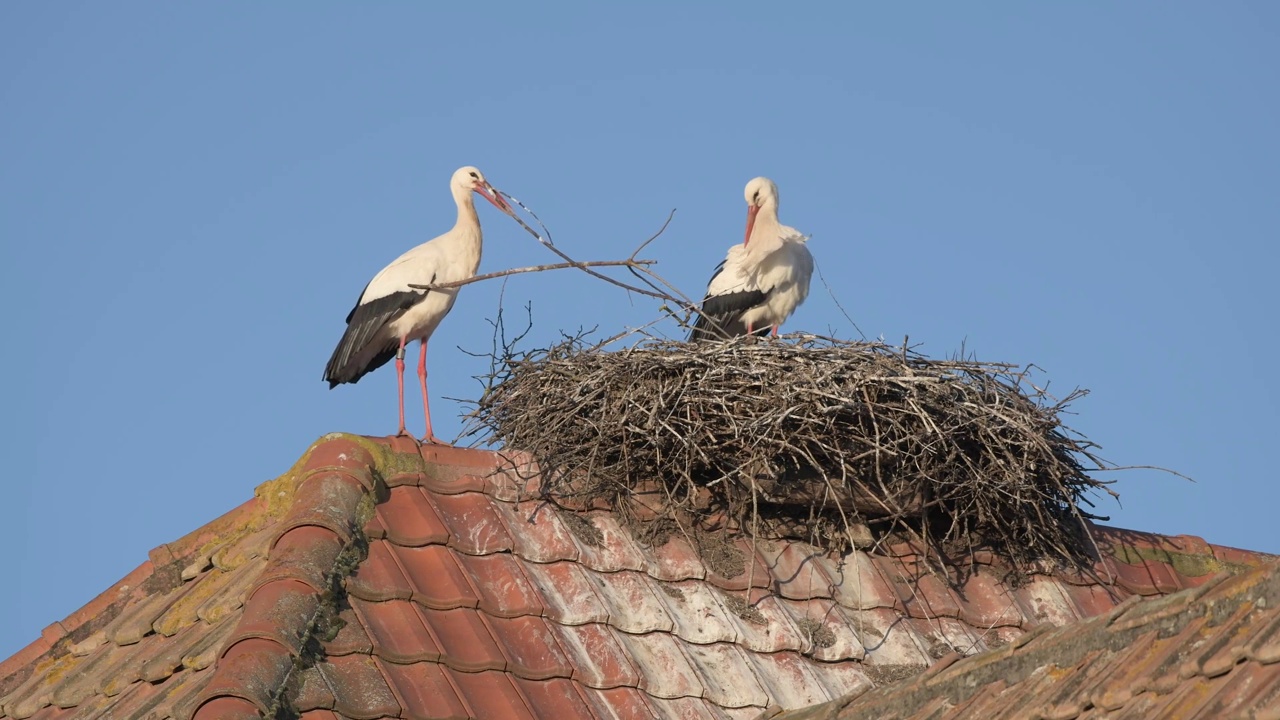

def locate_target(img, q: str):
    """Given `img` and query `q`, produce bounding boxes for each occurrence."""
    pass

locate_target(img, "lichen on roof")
[467,333,1122,571]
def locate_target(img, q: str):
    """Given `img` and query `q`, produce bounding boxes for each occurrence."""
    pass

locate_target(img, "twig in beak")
[497,190,555,246]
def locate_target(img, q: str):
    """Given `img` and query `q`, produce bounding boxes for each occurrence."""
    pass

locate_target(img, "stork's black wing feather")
[324,289,426,387]
[689,289,769,341]
[688,260,770,341]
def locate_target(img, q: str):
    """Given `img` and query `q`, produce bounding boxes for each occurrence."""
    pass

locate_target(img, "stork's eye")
[469,171,479,179]
[753,191,760,203]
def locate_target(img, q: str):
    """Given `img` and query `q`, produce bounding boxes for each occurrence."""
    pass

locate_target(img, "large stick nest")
[467,333,1117,569]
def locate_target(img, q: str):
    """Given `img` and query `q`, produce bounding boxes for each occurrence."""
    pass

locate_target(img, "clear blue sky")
[2,3,1277,659]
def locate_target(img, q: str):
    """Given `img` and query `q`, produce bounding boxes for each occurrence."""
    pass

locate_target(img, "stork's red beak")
[474,182,515,216]
[744,204,760,246]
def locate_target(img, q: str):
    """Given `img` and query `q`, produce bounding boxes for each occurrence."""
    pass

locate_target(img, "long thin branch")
[497,193,691,304]
[410,259,657,292]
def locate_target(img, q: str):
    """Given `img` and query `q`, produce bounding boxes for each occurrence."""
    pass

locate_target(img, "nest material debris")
[468,333,1118,569]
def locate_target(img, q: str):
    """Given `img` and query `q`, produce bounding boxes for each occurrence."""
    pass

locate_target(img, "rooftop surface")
[1,434,1274,720]
[771,557,1280,719]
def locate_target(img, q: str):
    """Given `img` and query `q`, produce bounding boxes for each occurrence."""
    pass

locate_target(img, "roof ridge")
[189,434,382,720]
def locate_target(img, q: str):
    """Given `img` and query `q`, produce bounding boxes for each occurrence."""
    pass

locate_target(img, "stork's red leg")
[772,325,779,337]
[395,337,408,436]
[418,340,446,445]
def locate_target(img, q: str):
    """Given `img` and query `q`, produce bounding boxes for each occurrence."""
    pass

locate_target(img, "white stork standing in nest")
[323,166,514,443]
[689,177,814,341]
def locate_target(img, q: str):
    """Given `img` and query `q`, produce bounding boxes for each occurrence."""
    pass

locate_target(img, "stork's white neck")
[451,184,481,232]
[747,204,785,254]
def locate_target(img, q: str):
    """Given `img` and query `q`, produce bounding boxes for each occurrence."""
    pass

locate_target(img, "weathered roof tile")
[319,654,402,720]
[419,607,505,673]
[745,650,838,710]
[346,538,414,602]
[681,642,768,708]
[642,533,706,583]
[376,485,451,548]
[351,597,439,664]
[654,579,739,646]
[550,623,641,690]
[325,605,373,656]
[525,560,610,627]
[723,589,808,655]
[392,543,480,610]
[761,542,837,601]
[578,686,656,720]
[573,513,649,574]
[431,491,513,555]
[293,664,336,713]
[486,615,574,681]
[514,676,599,720]
[613,631,702,700]
[455,551,544,618]
[493,500,581,564]
[377,659,468,720]
[591,570,677,635]
[443,668,535,720]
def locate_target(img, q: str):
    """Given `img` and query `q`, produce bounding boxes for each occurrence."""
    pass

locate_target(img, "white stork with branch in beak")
[323,165,514,443]
[689,177,814,341]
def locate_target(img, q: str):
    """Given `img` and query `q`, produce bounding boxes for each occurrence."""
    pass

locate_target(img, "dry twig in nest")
[464,332,1122,571]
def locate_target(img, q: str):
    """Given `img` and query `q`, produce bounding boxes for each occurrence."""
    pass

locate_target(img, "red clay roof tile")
[514,676,599,720]
[642,534,706,583]
[325,605,373,656]
[746,650,835,709]
[377,659,469,720]
[681,642,768,708]
[653,579,740,646]
[100,581,184,647]
[492,500,582,564]
[351,597,440,664]
[952,569,1025,629]
[432,491,515,555]
[189,695,261,720]
[271,472,367,548]
[194,636,292,717]
[785,559,1280,720]
[578,686,657,720]
[573,514,650,574]
[444,668,535,720]
[319,654,402,720]
[347,538,414,602]
[726,591,808,656]
[375,485,452,547]
[612,630,703,700]
[830,551,900,611]
[393,543,481,610]
[550,622,641,690]
[525,560,611,627]
[228,577,322,654]
[455,551,545,618]
[420,607,505,673]
[785,599,866,661]
[5,433,1278,720]
[300,710,343,720]
[703,538,773,592]
[486,615,575,681]
[591,570,677,635]
[293,665,336,712]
